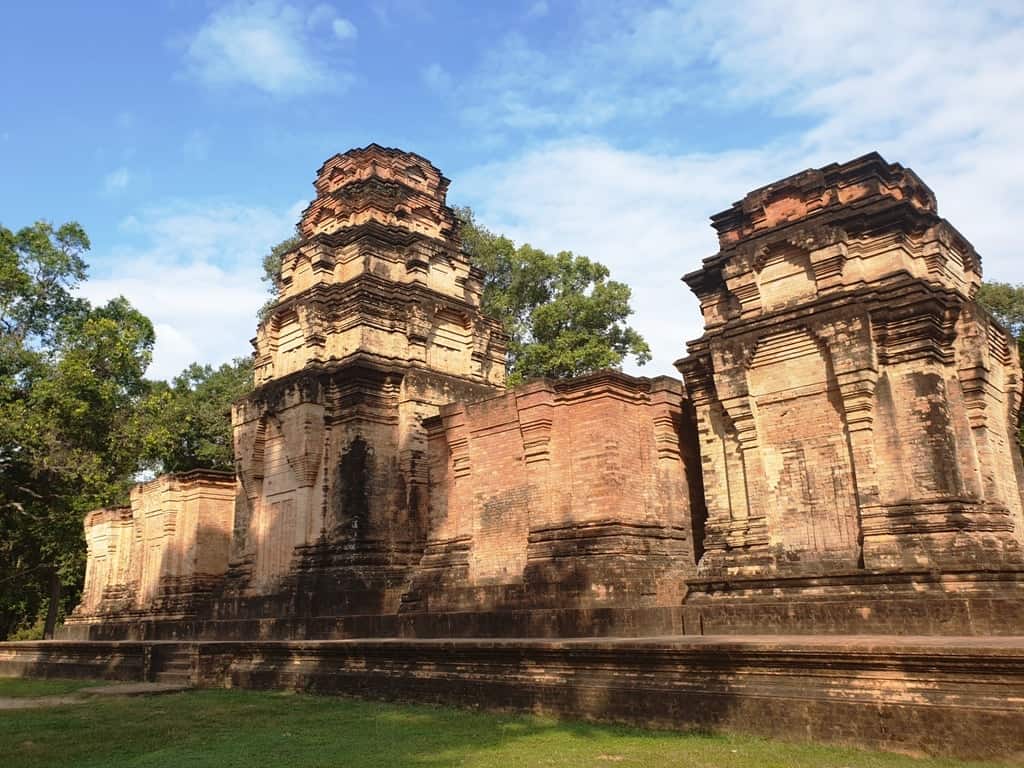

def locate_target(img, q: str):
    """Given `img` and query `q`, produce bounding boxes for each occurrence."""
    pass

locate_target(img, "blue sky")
[2,1,1022,379]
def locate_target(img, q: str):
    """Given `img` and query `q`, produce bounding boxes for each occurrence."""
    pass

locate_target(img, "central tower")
[226,145,507,619]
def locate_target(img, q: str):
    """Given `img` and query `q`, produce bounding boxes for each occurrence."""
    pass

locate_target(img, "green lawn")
[0,677,105,698]
[0,683,1009,768]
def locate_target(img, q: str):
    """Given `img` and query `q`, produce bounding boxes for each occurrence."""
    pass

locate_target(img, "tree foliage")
[456,208,650,385]
[977,281,1024,448]
[0,222,155,639]
[258,229,301,320]
[0,220,255,640]
[977,282,1024,338]
[136,357,253,474]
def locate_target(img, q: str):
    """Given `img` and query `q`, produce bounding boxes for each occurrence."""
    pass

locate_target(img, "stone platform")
[2,635,1022,761]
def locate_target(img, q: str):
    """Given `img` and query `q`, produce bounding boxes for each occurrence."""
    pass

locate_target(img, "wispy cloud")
[525,1,549,20]
[453,18,698,133]
[332,17,357,41]
[455,1,1024,153]
[83,200,306,379]
[102,167,132,194]
[455,1,1024,375]
[182,1,356,95]
[370,0,432,28]
[458,139,795,377]
[421,62,453,93]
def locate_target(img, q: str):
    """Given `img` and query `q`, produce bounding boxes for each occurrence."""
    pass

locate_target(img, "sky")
[2,0,1022,380]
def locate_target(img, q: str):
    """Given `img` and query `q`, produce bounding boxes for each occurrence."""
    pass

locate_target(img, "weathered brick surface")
[678,152,1024,633]
[224,145,506,619]
[403,373,701,624]
[66,470,235,630]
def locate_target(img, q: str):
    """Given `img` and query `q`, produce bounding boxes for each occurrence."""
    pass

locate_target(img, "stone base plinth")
[56,605,685,641]
[683,569,1024,635]
[3,635,1023,761]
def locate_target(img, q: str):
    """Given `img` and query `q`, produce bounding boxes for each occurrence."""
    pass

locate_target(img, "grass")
[0,683,1011,768]
[0,677,105,698]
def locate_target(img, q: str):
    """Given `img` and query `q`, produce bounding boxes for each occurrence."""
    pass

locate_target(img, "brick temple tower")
[678,153,1024,634]
[224,145,507,619]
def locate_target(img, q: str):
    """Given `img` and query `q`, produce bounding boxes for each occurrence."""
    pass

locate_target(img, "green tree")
[977,282,1024,337]
[977,281,1024,448]
[456,208,650,385]
[258,229,301,320]
[137,357,253,474]
[0,221,155,639]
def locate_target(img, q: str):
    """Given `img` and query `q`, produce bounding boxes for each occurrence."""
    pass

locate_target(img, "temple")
[677,153,1024,634]
[62,148,1024,641]
[62,148,1024,642]
[26,146,1024,759]
[64,145,705,639]
[224,146,505,625]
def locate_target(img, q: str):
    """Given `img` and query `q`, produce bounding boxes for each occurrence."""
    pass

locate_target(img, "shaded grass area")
[0,687,1009,768]
[0,677,105,698]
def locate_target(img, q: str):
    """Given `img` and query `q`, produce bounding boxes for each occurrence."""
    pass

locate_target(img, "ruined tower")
[225,145,507,619]
[678,153,1024,634]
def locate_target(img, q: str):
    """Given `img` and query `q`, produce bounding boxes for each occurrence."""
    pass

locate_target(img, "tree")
[977,281,1024,448]
[977,282,1024,338]
[136,357,253,474]
[0,221,253,640]
[0,221,155,639]
[456,208,650,385]
[258,229,301,320]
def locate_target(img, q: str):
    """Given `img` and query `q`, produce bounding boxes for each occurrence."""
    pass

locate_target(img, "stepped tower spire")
[229,145,506,612]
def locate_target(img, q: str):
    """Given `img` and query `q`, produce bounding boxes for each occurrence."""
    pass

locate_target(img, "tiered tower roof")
[250,145,506,387]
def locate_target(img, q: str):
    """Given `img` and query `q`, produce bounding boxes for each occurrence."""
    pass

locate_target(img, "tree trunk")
[43,568,60,639]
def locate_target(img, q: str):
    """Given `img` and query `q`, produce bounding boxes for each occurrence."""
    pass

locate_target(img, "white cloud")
[82,200,305,380]
[102,167,131,193]
[453,1,1024,377]
[332,17,358,41]
[83,263,266,380]
[422,62,453,92]
[306,3,338,27]
[183,1,353,95]
[458,140,795,377]
[526,1,549,20]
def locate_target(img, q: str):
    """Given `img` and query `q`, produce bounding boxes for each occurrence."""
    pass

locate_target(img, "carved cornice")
[710,152,936,246]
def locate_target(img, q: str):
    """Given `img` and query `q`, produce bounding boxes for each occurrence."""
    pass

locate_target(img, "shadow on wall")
[680,398,708,565]
[207,637,1022,760]
[70,512,232,641]
[2,642,147,682]
[4,634,1022,761]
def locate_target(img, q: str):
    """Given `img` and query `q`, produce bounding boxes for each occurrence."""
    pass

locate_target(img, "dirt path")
[0,682,189,710]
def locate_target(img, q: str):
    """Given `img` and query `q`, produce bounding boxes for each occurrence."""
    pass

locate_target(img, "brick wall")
[405,372,703,617]
[67,470,235,625]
